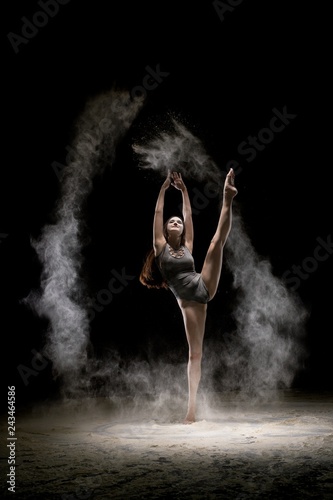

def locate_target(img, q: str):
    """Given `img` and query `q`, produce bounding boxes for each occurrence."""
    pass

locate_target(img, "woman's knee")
[189,350,202,362]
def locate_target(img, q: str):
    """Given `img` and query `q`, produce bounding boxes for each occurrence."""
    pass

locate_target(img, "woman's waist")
[165,270,200,286]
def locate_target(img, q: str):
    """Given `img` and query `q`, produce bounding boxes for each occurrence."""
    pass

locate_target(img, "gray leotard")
[156,244,210,304]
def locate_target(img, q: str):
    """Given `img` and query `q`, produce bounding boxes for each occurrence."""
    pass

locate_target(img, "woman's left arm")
[171,172,194,251]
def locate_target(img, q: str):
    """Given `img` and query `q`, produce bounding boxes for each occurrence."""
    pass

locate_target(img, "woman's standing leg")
[179,301,207,424]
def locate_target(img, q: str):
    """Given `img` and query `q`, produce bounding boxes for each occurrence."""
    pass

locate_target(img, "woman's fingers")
[172,171,182,182]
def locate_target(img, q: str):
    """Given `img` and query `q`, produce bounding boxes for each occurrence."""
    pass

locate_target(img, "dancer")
[140,169,237,423]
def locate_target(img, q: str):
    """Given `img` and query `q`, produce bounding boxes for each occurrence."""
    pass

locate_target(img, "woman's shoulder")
[155,242,167,259]
[184,241,193,255]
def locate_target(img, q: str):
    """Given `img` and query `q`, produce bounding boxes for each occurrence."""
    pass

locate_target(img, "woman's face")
[167,217,184,236]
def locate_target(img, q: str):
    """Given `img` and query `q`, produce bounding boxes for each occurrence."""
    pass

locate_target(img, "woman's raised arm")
[171,172,194,252]
[153,171,172,256]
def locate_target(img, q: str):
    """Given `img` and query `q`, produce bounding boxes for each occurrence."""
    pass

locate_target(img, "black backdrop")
[1,0,332,408]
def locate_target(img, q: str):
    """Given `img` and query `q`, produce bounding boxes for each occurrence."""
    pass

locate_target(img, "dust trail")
[205,205,308,402]
[133,118,308,402]
[23,89,144,395]
[87,351,189,423]
[133,117,222,186]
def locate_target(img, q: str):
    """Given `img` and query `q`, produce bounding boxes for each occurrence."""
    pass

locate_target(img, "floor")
[1,390,333,499]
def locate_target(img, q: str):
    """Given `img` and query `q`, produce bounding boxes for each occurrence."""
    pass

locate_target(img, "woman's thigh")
[179,301,207,351]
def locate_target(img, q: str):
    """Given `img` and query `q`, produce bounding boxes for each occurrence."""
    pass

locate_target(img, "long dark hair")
[139,216,186,289]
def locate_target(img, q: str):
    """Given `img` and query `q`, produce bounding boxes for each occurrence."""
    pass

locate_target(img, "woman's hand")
[161,170,172,190]
[171,172,186,191]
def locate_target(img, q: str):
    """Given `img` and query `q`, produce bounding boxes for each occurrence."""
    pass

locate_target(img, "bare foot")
[224,168,238,199]
[183,413,195,425]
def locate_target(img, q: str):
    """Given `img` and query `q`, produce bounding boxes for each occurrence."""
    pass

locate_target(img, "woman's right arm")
[153,172,171,256]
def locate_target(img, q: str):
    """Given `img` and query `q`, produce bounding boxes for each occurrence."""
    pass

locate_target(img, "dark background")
[1,0,332,408]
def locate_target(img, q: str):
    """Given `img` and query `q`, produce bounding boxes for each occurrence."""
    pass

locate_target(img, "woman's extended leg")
[179,300,207,424]
[201,169,237,300]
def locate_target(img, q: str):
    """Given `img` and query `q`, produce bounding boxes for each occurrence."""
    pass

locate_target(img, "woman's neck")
[168,236,182,249]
